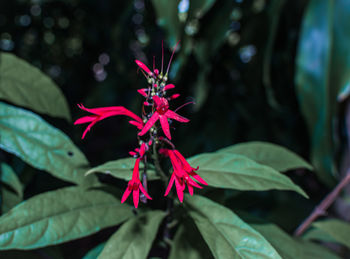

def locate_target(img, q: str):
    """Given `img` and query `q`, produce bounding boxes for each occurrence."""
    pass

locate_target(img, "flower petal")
[188,177,202,189]
[159,115,171,140]
[187,182,194,196]
[135,60,152,75]
[139,184,152,200]
[191,173,208,186]
[165,110,189,123]
[74,115,97,125]
[164,173,175,196]
[152,95,162,107]
[137,88,148,97]
[164,84,175,91]
[138,112,160,136]
[133,188,140,208]
[121,187,132,204]
[175,177,184,202]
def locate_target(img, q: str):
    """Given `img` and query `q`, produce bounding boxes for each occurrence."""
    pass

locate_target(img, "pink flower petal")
[74,115,97,125]
[138,112,160,136]
[133,188,140,208]
[188,177,202,189]
[137,89,148,97]
[164,174,175,196]
[192,174,208,186]
[164,84,175,91]
[152,95,162,107]
[135,60,152,75]
[139,184,152,200]
[175,177,184,202]
[165,110,189,123]
[170,94,180,100]
[121,187,132,203]
[187,182,194,196]
[159,115,171,140]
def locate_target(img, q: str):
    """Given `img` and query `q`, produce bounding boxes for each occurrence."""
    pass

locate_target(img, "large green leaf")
[295,0,350,184]
[169,221,213,259]
[86,158,159,181]
[0,102,97,186]
[187,152,308,197]
[186,195,282,259]
[218,141,312,172]
[0,52,71,121]
[251,222,340,259]
[306,219,350,249]
[98,210,165,259]
[0,186,133,250]
[151,0,181,46]
[83,242,105,259]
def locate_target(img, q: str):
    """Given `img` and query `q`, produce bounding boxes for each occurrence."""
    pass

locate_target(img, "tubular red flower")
[161,149,207,202]
[121,158,152,208]
[138,96,189,140]
[74,104,142,139]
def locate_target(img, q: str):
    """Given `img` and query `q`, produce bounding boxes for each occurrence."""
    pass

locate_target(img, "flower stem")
[294,172,350,236]
[140,157,148,204]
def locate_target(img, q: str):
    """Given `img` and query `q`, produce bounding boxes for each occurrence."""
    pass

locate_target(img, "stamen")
[165,41,180,76]
[161,40,164,75]
[174,100,195,113]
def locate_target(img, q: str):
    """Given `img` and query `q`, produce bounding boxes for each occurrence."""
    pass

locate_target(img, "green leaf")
[151,0,181,46]
[251,222,340,259]
[86,158,159,181]
[308,219,350,249]
[0,163,24,214]
[0,186,133,250]
[0,163,23,198]
[83,242,105,259]
[1,188,22,214]
[0,52,71,121]
[218,141,313,172]
[98,210,165,259]
[169,221,213,259]
[0,102,97,186]
[302,228,336,243]
[186,195,282,259]
[187,152,308,198]
[295,0,350,184]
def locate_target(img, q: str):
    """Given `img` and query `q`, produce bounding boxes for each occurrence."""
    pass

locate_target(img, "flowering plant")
[75,43,207,208]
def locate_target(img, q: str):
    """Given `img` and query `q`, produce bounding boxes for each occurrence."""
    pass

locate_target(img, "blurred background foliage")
[0,0,310,166]
[1,0,350,257]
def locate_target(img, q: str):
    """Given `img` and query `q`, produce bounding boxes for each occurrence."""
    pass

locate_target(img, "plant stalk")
[294,172,350,236]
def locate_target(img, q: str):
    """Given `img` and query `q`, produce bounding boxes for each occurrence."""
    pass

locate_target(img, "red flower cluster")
[75,43,206,208]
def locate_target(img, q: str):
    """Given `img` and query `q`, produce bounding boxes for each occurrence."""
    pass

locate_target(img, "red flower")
[74,104,143,139]
[129,142,149,158]
[135,60,152,76]
[160,149,207,202]
[121,158,152,208]
[138,96,189,140]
